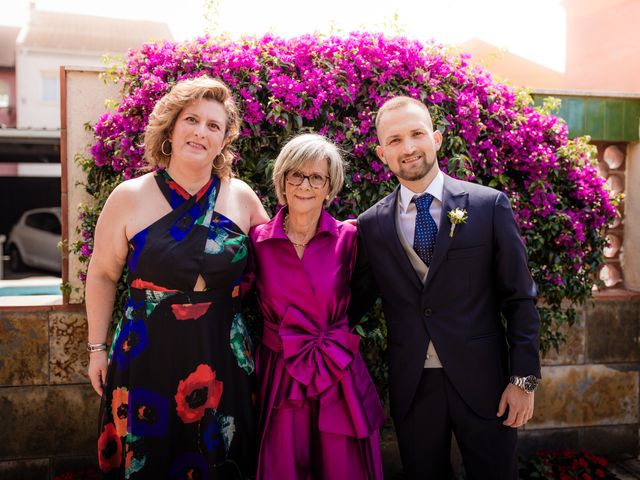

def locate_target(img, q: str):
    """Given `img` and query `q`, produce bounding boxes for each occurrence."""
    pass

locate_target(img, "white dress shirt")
[397,170,444,250]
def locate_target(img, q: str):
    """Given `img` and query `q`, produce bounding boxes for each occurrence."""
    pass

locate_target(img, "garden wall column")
[62,67,120,303]
[623,142,640,291]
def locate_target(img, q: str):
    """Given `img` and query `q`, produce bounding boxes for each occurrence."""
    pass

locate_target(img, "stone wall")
[520,291,640,458]
[0,306,99,480]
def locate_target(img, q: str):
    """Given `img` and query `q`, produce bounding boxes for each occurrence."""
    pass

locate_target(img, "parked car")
[7,207,62,273]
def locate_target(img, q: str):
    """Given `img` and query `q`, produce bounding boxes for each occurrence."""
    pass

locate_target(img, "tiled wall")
[531,94,640,142]
[0,307,99,480]
[520,293,640,457]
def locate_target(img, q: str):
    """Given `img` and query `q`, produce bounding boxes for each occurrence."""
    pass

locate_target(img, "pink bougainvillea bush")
[75,32,616,357]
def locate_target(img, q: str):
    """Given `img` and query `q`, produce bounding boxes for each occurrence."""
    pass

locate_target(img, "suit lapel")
[425,175,469,286]
[376,187,423,290]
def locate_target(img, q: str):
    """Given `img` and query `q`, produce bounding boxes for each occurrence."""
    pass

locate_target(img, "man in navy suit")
[351,96,541,479]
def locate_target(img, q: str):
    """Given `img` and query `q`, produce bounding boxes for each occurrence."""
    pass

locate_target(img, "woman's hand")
[88,351,108,396]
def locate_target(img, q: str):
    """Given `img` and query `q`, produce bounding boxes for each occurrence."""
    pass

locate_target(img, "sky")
[2,0,567,71]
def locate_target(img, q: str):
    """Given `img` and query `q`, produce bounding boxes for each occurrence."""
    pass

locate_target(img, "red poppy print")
[98,423,122,472]
[111,387,129,437]
[171,302,212,320]
[131,278,178,292]
[175,364,223,423]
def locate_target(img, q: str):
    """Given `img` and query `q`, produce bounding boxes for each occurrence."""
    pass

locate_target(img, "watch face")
[524,375,539,392]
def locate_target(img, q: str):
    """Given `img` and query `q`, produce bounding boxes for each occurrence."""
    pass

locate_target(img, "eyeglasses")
[286,171,330,189]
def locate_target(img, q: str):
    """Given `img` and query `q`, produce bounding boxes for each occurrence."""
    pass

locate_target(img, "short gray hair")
[272,133,345,207]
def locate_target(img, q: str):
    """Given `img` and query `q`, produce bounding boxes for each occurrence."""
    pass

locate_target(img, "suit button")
[424,308,432,317]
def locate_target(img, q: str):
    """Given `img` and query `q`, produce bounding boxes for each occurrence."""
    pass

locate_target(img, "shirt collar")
[398,170,444,213]
[254,206,339,243]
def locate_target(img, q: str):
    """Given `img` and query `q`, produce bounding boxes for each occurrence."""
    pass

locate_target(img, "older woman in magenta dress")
[244,134,385,479]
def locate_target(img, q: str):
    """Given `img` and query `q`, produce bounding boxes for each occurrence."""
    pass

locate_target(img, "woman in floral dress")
[86,76,269,479]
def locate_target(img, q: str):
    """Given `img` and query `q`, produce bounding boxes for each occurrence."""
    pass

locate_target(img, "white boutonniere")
[447,208,468,237]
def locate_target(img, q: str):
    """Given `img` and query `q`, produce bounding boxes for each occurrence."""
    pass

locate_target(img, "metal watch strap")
[510,375,538,393]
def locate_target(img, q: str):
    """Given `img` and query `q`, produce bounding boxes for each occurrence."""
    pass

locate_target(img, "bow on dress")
[279,306,360,397]
[261,305,384,438]
[263,305,360,398]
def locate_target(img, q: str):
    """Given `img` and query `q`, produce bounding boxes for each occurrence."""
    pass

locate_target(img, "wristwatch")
[509,375,539,394]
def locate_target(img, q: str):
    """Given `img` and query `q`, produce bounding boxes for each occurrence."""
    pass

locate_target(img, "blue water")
[0,285,61,296]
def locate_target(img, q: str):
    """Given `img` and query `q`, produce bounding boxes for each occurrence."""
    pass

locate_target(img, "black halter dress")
[98,171,256,479]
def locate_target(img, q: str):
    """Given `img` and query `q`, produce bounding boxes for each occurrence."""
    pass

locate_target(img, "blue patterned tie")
[413,194,438,266]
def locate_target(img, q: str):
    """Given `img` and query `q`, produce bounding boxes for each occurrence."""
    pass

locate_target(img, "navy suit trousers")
[394,369,517,480]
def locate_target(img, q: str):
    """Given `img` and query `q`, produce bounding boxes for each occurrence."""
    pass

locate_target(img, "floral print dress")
[97,170,256,479]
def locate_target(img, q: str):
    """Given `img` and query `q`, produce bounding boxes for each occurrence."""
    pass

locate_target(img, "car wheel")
[9,246,24,272]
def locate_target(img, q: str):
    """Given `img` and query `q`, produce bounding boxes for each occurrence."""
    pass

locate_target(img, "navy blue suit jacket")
[350,174,541,422]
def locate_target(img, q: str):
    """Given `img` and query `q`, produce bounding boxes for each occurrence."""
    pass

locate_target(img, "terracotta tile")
[519,424,638,458]
[49,311,89,384]
[0,311,49,386]
[0,385,99,457]
[529,365,639,429]
[586,301,640,363]
[0,458,49,480]
[542,308,586,366]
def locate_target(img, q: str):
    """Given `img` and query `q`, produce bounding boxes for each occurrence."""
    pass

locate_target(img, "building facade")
[0,7,173,239]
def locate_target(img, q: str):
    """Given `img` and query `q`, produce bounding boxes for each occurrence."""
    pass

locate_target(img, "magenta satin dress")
[244,208,385,480]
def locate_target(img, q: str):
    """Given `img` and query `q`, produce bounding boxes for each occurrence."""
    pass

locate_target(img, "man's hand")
[497,383,534,428]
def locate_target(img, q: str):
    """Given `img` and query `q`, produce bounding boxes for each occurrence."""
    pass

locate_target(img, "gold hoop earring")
[161,139,172,156]
[212,153,225,171]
